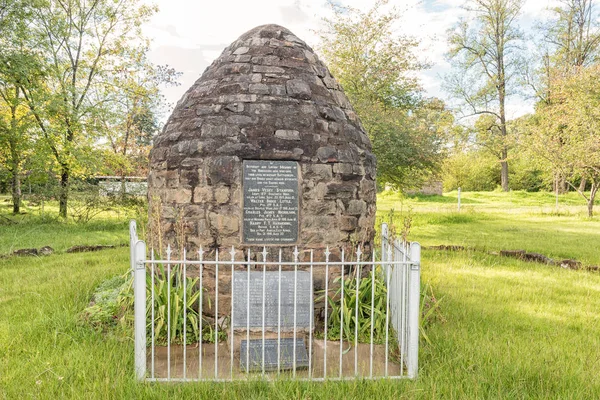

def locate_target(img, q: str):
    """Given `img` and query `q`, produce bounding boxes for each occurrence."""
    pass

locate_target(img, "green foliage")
[318,0,450,191]
[445,0,525,191]
[4,193,600,397]
[147,263,201,345]
[319,268,390,345]
[80,275,130,331]
[442,150,500,191]
[118,263,226,345]
[526,65,600,215]
[508,153,549,192]
[419,283,445,346]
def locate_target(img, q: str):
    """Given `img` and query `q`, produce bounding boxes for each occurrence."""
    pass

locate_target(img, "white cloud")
[144,0,553,120]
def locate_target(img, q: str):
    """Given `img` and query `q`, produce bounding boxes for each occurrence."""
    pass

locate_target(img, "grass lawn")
[1,192,599,398]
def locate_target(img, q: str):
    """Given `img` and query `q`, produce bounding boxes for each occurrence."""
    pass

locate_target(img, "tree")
[0,0,38,213]
[527,65,600,216]
[446,0,524,192]
[318,0,448,191]
[524,0,600,192]
[20,0,156,218]
[94,53,179,196]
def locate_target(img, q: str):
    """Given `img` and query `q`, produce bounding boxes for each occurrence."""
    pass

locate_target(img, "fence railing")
[130,220,420,381]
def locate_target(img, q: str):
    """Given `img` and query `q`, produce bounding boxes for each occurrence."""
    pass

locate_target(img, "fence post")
[407,242,421,379]
[133,239,147,381]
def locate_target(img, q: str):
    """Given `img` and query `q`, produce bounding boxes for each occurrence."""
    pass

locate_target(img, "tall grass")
[1,191,600,398]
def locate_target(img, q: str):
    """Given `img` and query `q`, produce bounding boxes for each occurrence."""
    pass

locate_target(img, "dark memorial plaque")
[232,271,312,328]
[240,338,309,372]
[243,160,299,244]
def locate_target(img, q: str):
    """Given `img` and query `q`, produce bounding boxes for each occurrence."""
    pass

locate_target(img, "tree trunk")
[120,175,127,199]
[588,183,598,218]
[579,178,587,192]
[500,154,509,192]
[554,174,568,194]
[9,93,21,214]
[11,167,21,214]
[59,165,69,218]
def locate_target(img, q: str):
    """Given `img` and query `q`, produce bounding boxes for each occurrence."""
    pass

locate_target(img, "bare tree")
[446,0,524,192]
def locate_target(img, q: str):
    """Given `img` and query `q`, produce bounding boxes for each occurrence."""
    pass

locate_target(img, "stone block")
[226,115,254,125]
[201,124,239,138]
[347,200,366,216]
[324,183,356,200]
[286,79,311,100]
[233,46,249,55]
[165,188,191,204]
[304,164,332,181]
[218,94,257,103]
[316,146,337,163]
[224,102,244,112]
[339,216,358,231]
[209,213,239,235]
[214,186,230,204]
[249,83,270,94]
[208,156,239,185]
[333,163,353,175]
[194,186,213,203]
[275,129,300,140]
[270,84,286,95]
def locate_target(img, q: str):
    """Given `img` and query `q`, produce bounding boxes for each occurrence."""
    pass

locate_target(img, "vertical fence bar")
[198,247,204,380]
[384,246,392,377]
[381,223,388,267]
[407,242,421,379]
[183,249,187,381]
[246,249,250,374]
[230,247,235,380]
[398,242,408,375]
[309,250,314,379]
[277,249,282,375]
[354,248,361,377]
[133,239,146,381]
[400,242,407,374]
[308,249,315,379]
[215,249,219,379]
[324,247,330,379]
[293,247,299,377]
[166,245,171,381]
[370,249,375,378]
[129,220,137,279]
[262,247,267,376]
[151,249,155,379]
[339,248,344,378]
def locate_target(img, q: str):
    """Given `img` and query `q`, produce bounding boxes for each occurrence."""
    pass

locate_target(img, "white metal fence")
[130,220,420,382]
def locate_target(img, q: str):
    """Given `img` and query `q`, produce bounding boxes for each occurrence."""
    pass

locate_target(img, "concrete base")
[147,339,403,379]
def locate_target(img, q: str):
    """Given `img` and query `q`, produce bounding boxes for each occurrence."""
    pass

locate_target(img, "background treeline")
[2,0,600,218]
[0,0,179,218]
[319,0,600,216]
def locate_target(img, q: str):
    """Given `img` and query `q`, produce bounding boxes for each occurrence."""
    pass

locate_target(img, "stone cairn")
[148,24,377,316]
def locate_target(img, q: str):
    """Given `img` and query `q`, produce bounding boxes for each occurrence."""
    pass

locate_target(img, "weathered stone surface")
[149,24,376,259]
[286,79,311,100]
[275,129,300,140]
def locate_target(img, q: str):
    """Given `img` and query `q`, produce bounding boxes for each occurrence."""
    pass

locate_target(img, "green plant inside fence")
[317,266,392,345]
[147,264,227,345]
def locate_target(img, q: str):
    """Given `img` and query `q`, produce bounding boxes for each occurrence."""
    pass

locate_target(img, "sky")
[143,0,561,122]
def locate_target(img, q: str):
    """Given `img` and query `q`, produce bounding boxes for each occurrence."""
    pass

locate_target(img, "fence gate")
[130,221,420,382]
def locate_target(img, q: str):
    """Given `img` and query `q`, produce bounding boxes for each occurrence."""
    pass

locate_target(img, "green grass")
[378,190,600,265]
[1,191,600,398]
[0,197,135,254]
